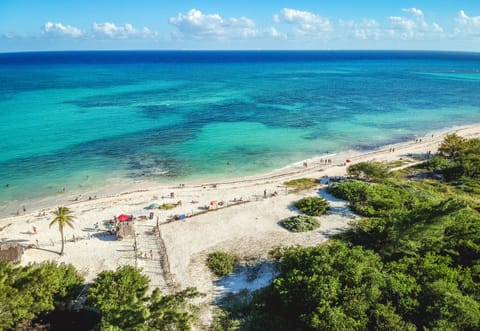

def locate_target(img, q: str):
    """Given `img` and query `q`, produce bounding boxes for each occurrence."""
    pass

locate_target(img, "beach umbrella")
[118,214,130,222]
[145,203,159,210]
[210,200,218,207]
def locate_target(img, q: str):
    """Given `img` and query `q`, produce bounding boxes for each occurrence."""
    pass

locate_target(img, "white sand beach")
[1,124,480,323]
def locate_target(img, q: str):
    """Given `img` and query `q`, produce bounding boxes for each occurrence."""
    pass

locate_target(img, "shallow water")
[1,51,479,205]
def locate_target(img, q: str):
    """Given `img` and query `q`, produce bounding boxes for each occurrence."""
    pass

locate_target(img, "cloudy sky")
[1,0,480,52]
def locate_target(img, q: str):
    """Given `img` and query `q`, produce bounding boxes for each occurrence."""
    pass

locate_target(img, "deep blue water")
[0,50,479,205]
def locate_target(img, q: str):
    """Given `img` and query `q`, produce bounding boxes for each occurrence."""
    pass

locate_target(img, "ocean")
[0,50,479,208]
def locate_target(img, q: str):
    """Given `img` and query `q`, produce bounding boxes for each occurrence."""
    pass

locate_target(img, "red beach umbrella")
[118,214,130,222]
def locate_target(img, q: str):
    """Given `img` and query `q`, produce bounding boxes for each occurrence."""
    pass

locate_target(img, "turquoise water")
[0,51,479,204]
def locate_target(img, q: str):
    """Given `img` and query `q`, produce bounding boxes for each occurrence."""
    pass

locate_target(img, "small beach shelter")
[118,214,130,222]
[116,221,135,240]
[0,243,24,263]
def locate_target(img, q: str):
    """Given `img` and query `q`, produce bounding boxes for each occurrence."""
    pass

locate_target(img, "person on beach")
[32,226,37,234]
[264,189,267,198]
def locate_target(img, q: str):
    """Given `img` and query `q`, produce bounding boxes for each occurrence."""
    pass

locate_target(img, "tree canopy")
[0,261,84,330]
[0,262,202,330]
[86,265,202,330]
[213,136,480,330]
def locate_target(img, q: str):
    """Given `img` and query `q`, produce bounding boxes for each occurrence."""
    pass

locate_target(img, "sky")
[1,1,480,52]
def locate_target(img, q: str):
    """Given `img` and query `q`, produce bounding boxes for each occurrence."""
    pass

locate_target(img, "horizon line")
[2,49,480,55]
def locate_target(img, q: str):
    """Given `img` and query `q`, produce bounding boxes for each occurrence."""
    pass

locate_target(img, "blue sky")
[1,1,480,52]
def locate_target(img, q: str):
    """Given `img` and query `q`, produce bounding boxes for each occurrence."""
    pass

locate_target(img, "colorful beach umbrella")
[118,214,130,222]
[145,203,159,210]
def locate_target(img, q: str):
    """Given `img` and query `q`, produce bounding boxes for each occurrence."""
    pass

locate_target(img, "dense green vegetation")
[284,178,317,192]
[347,161,391,181]
[0,261,84,330]
[294,196,329,216]
[213,135,480,330]
[280,215,320,232]
[207,251,238,277]
[0,262,201,331]
[87,265,201,330]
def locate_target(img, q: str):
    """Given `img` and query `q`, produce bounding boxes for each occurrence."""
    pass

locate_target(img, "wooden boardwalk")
[135,222,171,292]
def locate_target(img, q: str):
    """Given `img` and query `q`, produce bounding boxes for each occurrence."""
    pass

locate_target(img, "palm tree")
[50,206,75,255]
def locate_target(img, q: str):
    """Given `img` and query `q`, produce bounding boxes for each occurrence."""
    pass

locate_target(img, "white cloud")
[42,22,83,38]
[387,8,443,39]
[169,9,257,39]
[403,8,423,18]
[455,10,480,37]
[266,27,286,39]
[277,8,332,35]
[389,16,416,36]
[338,19,381,40]
[92,22,154,39]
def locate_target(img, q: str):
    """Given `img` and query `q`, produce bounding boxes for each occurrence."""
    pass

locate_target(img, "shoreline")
[1,122,479,220]
[0,122,478,325]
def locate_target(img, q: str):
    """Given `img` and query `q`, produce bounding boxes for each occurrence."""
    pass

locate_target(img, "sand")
[1,124,479,325]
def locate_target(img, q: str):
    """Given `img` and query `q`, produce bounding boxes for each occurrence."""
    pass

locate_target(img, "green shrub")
[284,178,317,192]
[294,197,330,216]
[328,180,371,201]
[281,215,320,232]
[207,251,237,277]
[347,161,390,181]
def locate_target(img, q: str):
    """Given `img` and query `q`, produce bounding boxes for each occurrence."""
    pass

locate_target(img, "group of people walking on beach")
[303,159,332,168]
